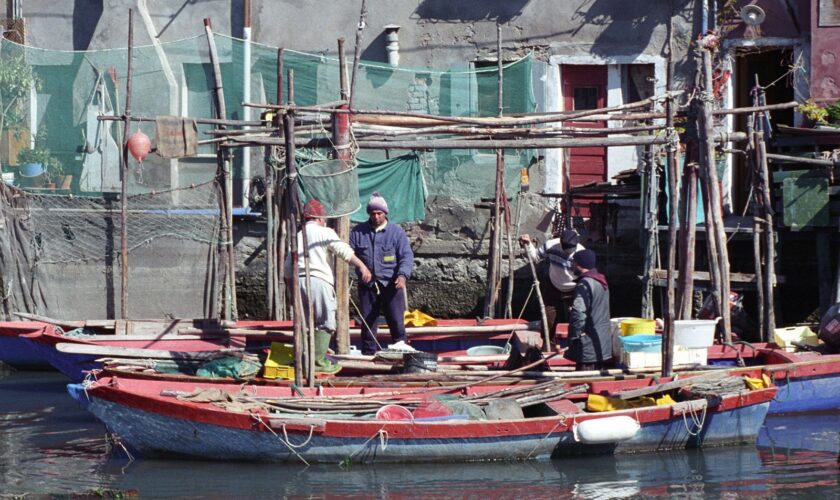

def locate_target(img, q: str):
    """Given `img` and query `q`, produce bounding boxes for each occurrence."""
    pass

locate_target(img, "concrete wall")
[15,0,704,320]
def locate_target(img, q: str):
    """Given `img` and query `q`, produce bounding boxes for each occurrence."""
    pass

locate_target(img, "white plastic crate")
[618,343,707,369]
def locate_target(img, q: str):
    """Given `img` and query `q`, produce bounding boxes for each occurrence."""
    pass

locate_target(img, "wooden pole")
[677,146,698,319]
[700,48,731,342]
[484,150,503,319]
[348,0,367,111]
[484,25,505,320]
[273,48,285,320]
[119,9,134,320]
[333,37,352,355]
[204,18,238,320]
[283,95,306,386]
[523,247,551,350]
[746,97,765,341]
[354,132,746,150]
[755,131,777,336]
[663,62,679,377]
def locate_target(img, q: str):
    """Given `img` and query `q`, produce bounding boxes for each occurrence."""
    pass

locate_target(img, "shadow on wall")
[412,0,530,24]
[72,1,103,50]
[569,0,693,58]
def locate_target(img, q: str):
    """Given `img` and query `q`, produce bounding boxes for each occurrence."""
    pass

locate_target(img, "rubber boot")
[314,330,341,374]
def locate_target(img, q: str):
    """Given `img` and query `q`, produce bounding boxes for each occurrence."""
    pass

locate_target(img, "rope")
[342,427,389,465]
[525,415,566,459]
[681,401,708,437]
[770,370,792,403]
[349,294,385,351]
[281,423,316,448]
[252,413,310,466]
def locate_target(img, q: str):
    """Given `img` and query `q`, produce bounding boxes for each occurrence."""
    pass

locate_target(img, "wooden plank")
[649,269,784,285]
[616,370,728,400]
[56,343,239,360]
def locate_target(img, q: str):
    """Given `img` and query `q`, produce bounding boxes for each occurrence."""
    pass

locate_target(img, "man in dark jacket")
[567,249,612,371]
[350,192,414,354]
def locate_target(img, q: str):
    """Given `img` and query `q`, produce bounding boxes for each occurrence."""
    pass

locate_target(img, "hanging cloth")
[352,152,426,224]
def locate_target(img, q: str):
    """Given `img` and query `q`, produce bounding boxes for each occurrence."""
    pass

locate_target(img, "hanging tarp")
[352,153,426,224]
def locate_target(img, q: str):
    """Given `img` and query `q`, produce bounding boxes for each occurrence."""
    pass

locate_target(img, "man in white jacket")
[518,228,584,346]
[285,199,372,372]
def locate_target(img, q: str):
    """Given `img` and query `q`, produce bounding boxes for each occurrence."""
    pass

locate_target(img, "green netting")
[298,159,360,218]
[1,34,545,203]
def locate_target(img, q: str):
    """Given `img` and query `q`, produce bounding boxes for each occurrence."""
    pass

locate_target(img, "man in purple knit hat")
[350,192,414,355]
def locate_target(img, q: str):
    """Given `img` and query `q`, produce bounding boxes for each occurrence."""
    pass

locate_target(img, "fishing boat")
[67,372,775,464]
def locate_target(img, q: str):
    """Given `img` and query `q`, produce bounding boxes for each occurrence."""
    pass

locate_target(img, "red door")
[562,65,607,219]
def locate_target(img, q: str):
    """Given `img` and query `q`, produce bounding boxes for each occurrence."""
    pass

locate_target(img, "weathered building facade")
[3,1,838,325]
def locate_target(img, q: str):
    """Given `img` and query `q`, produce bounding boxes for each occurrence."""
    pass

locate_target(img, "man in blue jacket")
[350,192,414,354]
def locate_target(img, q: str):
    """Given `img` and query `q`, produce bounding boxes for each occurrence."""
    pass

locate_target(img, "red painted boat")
[68,374,776,463]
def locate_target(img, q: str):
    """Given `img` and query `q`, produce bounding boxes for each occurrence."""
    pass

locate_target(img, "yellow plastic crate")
[263,342,295,380]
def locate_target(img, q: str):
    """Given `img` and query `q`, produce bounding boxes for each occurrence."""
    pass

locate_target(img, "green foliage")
[799,100,829,124]
[0,55,40,134]
[825,100,840,125]
[17,146,63,177]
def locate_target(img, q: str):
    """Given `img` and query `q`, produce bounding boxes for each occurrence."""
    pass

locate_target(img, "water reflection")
[1,371,839,498]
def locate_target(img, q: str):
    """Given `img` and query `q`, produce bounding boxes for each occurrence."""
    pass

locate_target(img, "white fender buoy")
[574,416,640,444]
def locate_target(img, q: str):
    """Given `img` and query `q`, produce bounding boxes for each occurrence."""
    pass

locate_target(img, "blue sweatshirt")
[349,221,413,287]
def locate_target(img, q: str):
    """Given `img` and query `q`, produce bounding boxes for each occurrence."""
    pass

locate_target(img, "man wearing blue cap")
[350,192,414,355]
[568,249,612,371]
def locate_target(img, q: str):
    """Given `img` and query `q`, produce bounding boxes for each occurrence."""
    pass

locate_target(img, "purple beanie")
[367,192,389,214]
[573,249,597,270]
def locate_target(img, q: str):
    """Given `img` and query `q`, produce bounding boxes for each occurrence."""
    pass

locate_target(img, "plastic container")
[376,404,414,421]
[619,334,662,353]
[403,351,438,373]
[262,342,295,380]
[466,345,507,356]
[773,326,819,352]
[673,319,718,348]
[620,318,656,336]
[610,317,633,336]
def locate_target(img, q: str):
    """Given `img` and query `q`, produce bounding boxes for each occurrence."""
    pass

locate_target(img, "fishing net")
[0,33,548,319]
[298,159,360,218]
[0,180,223,320]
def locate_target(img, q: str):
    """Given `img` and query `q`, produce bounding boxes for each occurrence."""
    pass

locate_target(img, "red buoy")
[127,130,151,162]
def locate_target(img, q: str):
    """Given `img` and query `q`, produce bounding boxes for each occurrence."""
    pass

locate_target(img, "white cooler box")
[619,344,708,370]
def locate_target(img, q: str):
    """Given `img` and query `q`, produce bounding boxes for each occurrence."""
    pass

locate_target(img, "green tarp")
[352,153,426,224]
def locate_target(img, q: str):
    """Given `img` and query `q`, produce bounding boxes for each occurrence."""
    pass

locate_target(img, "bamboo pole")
[119,9,134,320]
[204,18,237,320]
[333,37,352,355]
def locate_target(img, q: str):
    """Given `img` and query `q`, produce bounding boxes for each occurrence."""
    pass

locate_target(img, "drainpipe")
[384,25,400,67]
[241,0,252,209]
[701,0,709,34]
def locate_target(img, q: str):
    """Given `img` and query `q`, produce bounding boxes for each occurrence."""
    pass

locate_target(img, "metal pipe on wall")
[241,0,252,209]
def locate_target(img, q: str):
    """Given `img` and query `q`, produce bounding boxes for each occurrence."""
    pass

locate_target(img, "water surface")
[1,371,838,498]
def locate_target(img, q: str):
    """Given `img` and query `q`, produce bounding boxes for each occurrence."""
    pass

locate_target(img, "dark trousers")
[359,282,407,354]
[542,282,573,346]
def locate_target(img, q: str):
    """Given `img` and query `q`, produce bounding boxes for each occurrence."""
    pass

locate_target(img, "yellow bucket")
[620,318,656,336]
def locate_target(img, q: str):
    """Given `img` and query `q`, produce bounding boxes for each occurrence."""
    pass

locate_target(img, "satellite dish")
[740,5,766,26]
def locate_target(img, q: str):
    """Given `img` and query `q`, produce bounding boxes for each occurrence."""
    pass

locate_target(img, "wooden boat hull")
[0,322,54,369]
[67,377,775,463]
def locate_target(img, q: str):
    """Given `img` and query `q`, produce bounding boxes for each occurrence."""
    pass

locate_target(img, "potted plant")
[799,100,829,127]
[0,56,40,169]
[17,146,62,188]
